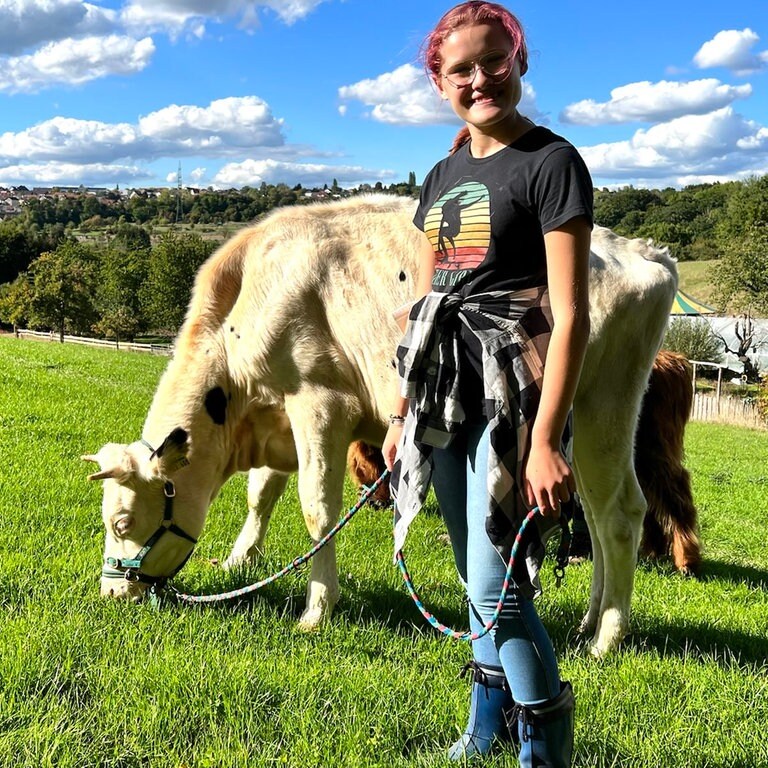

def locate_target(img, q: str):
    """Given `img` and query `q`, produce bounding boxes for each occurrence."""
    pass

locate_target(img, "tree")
[0,223,36,284]
[710,225,768,314]
[27,241,99,341]
[140,232,216,334]
[0,275,33,332]
[714,312,764,382]
[663,318,723,363]
[94,223,151,340]
[92,305,140,347]
[716,175,768,244]
[593,186,662,232]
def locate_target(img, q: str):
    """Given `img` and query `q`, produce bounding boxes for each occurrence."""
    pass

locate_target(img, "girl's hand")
[522,443,576,517]
[382,423,404,471]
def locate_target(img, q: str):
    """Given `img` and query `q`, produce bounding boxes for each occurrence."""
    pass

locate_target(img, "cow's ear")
[147,428,190,478]
[82,444,136,484]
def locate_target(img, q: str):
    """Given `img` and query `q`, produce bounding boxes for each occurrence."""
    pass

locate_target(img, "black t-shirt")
[414,126,593,294]
[413,126,594,417]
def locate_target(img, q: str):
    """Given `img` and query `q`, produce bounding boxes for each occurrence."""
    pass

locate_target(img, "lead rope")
[164,469,569,640]
[165,471,391,605]
[396,507,540,641]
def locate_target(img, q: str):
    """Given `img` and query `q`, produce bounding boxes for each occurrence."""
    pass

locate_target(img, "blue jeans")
[431,419,561,706]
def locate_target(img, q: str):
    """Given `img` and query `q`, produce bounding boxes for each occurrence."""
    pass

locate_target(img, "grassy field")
[1,337,767,768]
[676,260,718,306]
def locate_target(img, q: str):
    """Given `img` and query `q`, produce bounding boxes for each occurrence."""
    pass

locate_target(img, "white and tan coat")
[84,195,676,656]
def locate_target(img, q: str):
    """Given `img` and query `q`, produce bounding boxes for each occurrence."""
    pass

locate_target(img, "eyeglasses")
[441,51,514,89]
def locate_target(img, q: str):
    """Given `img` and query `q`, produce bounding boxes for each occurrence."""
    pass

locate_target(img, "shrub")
[663,317,723,363]
[756,375,768,426]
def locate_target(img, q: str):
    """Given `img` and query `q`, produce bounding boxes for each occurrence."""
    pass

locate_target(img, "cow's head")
[83,428,200,601]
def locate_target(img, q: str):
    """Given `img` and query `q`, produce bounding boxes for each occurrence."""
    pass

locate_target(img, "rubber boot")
[448,661,515,761]
[505,681,574,768]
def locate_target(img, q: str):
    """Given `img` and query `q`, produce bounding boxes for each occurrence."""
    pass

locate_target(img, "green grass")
[1,337,767,768]
[676,260,718,306]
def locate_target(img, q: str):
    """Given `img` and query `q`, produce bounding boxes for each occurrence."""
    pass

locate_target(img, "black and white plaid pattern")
[390,286,567,596]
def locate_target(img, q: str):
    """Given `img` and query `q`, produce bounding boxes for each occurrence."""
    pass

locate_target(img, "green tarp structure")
[670,289,717,316]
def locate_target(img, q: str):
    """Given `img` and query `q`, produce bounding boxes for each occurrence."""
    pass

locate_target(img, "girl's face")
[436,22,523,137]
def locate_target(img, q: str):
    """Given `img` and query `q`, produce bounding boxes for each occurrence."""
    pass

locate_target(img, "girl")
[383,3,593,765]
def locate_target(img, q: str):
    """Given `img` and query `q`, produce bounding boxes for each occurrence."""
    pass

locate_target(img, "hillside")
[676,260,718,307]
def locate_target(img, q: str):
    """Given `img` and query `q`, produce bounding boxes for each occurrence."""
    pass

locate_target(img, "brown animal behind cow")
[635,349,701,575]
[347,348,702,575]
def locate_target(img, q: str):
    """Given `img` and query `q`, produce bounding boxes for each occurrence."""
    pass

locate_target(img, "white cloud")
[561,79,752,125]
[259,0,329,24]
[579,107,768,184]
[212,158,396,187]
[0,0,117,55]
[0,96,285,164]
[0,161,151,185]
[339,64,452,126]
[121,0,328,36]
[694,28,768,75]
[0,35,155,93]
[0,95,376,188]
[138,96,284,149]
[338,63,544,126]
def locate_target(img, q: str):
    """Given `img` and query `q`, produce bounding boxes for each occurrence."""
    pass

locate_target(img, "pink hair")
[422,2,529,155]
[423,1,529,81]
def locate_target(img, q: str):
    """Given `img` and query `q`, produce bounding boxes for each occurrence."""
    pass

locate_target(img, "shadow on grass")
[626,557,768,665]
[164,564,467,638]
[697,557,768,590]
[624,618,768,666]
[337,583,468,636]
[162,552,768,663]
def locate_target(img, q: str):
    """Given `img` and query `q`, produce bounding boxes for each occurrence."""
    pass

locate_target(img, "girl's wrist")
[388,414,406,426]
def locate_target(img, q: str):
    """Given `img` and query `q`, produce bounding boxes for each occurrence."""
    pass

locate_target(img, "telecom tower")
[175,162,183,225]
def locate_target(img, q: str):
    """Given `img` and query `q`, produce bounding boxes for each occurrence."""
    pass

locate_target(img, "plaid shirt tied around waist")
[390,286,571,598]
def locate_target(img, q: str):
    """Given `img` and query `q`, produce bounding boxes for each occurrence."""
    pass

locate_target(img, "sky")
[0,0,767,191]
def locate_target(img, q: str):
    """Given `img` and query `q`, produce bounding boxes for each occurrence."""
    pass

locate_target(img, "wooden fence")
[16,329,171,356]
[692,392,764,429]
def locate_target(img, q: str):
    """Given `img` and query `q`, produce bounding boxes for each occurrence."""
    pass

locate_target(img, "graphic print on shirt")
[423,180,491,289]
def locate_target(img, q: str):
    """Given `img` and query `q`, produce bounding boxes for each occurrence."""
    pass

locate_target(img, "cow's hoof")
[221,553,259,571]
[297,607,328,631]
[589,641,609,660]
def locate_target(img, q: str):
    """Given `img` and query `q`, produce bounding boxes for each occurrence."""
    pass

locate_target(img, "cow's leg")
[591,481,644,657]
[223,466,289,569]
[284,390,352,630]
[574,427,645,657]
[576,493,602,637]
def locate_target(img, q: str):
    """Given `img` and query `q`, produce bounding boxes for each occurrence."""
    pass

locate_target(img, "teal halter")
[101,439,198,589]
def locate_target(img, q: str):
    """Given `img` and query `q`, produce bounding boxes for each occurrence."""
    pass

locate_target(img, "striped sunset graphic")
[424,181,491,271]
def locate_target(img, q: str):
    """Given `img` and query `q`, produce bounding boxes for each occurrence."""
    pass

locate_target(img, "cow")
[82,195,677,657]
[346,348,702,575]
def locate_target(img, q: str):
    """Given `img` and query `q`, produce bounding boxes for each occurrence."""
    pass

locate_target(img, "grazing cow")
[346,348,702,575]
[83,196,676,656]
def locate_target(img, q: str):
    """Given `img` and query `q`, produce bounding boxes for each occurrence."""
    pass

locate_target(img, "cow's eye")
[114,516,134,537]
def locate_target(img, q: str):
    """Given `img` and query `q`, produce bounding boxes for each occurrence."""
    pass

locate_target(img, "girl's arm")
[523,216,591,516]
[382,233,435,471]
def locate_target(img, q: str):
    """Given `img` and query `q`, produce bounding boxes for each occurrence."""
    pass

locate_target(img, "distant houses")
[0,184,120,220]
